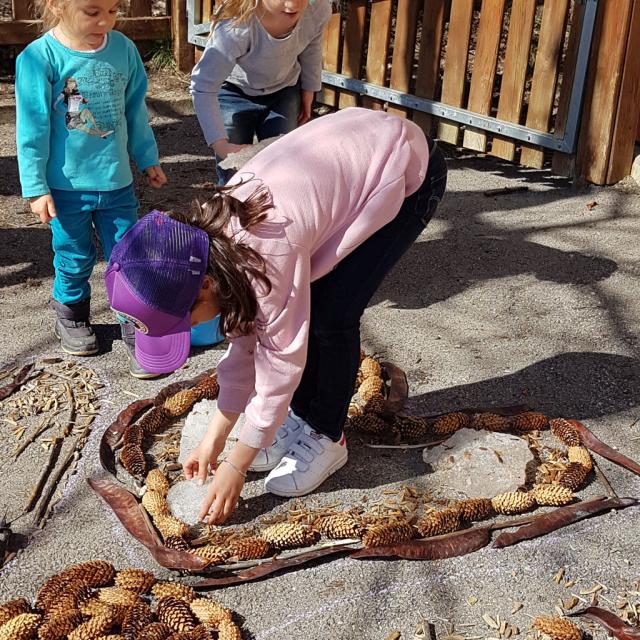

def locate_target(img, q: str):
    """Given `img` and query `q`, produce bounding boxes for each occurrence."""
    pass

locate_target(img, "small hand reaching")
[145,165,167,188]
[183,429,225,486]
[211,139,250,160]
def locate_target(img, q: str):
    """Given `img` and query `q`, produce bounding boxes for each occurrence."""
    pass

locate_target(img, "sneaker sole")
[55,325,99,356]
[129,369,162,380]
[266,450,349,498]
[249,457,284,473]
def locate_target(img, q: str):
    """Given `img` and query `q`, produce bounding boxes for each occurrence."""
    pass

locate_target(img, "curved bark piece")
[194,545,354,588]
[352,526,491,560]
[567,607,640,640]
[0,363,34,400]
[381,362,409,415]
[493,496,638,548]
[88,475,208,572]
[570,420,640,476]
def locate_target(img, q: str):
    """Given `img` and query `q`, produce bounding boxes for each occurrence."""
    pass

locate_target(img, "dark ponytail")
[167,179,273,337]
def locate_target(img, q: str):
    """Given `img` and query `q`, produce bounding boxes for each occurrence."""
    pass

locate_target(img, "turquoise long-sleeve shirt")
[16,30,159,198]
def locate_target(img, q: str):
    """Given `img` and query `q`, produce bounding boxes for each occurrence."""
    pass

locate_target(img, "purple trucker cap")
[105,211,210,374]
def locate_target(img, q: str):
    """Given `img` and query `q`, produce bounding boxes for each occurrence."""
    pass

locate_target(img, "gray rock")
[422,429,534,499]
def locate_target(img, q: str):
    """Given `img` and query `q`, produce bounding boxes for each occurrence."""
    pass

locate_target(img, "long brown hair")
[210,0,258,29]
[168,180,273,337]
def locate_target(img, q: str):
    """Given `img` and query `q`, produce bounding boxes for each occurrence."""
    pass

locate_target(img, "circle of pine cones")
[0,560,243,640]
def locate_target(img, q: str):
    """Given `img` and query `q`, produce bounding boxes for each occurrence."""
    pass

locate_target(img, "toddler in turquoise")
[16,0,167,375]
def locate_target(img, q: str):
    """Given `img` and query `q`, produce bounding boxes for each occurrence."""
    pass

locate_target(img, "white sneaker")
[264,425,348,497]
[249,410,305,472]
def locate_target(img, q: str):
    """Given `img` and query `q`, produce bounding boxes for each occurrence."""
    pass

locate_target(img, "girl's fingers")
[196,458,209,485]
[183,458,196,479]
[47,198,57,218]
[206,495,225,525]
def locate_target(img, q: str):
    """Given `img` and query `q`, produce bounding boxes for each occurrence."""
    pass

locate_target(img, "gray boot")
[119,320,161,380]
[49,298,98,356]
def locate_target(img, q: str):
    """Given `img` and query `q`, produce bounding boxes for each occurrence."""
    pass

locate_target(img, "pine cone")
[145,469,170,496]
[491,491,536,515]
[0,597,31,627]
[121,602,154,640]
[120,444,146,477]
[0,613,41,640]
[156,597,197,633]
[362,521,416,547]
[190,599,233,626]
[510,411,548,433]
[190,545,229,566]
[261,523,320,550]
[349,413,387,434]
[138,406,171,436]
[557,462,589,491]
[97,587,139,608]
[153,515,190,540]
[550,418,581,446]
[567,446,593,471]
[194,375,219,400]
[101,636,125,640]
[67,613,114,640]
[136,622,173,640]
[359,357,382,380]
[37,610,83,640]
[362,393,386,415]
[217,620,242,640]
[415,508,461,538]
[123,424,145,447]
[78,598,113,620]
[433,412,470,436]
[163,389,198,418]
[455,498,495,522]
[115,568,156,594]
[358,376,384,402]
[163,536,190,551]
[314,514,362,540]
[531,484,574,506]
[184,626,214,640]
[142,490,170,518]
[60,560,116,589]
[226,536,272,560]
[471,412,510,432]
[347,401,363,419]
[394,416,430,441]
[532,617,582,640]
[151,583,196,603]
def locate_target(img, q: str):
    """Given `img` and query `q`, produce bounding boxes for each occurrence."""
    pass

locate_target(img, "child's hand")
[298,89,314,125]
[183,430,226,485]
[211,139,250,160]
[145,165,167,188]
[29,194,57,223]
[199,460,245,524]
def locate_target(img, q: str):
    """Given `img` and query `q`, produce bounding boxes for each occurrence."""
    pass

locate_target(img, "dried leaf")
[567,607,640,640]
[554,568,566,584]
[564,597,579,610]
[483,614,500,630]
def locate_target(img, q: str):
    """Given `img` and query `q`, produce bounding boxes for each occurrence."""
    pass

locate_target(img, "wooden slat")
[387,0,421,117]
[171,0,194,72]
[319,12,342,108]
[202,0,214,23]
[12,0,34,20]
[413,0,447,135]
[490,0,537,161]
[462,0,506,151]
[128,0,153,17]
[575,0,636,183]
[438,0,474,144]
[338,0,367,109]
[362,0,393,111]
[519,0,570,169]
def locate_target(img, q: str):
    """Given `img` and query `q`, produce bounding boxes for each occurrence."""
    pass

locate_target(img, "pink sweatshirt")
[218,107,429,449]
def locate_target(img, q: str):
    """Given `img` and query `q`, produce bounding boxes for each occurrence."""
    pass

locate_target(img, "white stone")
[422,428,534,499]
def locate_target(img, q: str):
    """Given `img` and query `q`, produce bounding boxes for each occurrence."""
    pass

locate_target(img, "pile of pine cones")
[0,560,242,640]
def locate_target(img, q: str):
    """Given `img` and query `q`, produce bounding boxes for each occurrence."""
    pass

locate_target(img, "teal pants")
[49,184,138,305]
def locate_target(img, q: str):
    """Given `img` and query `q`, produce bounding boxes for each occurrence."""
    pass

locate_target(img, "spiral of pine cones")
[261,523,320,550]
[362,521,416,547]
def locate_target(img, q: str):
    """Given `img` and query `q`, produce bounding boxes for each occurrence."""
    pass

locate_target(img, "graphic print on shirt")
[53,67,126,139]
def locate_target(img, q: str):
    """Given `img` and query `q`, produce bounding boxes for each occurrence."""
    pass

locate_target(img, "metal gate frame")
[186,0,598,154]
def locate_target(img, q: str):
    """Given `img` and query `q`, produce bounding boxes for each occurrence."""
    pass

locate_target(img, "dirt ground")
[1,64,640,640]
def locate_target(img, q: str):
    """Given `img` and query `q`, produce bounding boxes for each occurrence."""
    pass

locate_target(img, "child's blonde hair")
[211,0,259,27]
[34,0,127,32]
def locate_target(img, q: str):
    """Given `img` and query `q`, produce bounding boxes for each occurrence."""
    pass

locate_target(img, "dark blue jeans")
[216,81,301,184]
[291,141,448,441]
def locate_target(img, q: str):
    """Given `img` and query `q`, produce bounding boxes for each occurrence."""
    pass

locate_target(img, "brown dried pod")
[138,406,171,436]
[358,376,384,402]
[145,469,170,496]
[567,446,593,471]
[532,616,583,640]
[156,597,197,633]
[151,583,196,604]
[362,393,386,415]
[190,599,233,626]
[550,418,581,447]
[359,357,382,380]
[415,508,461,538]
[163,389,198,418]
[362,521,416,548]
[348,413,387,434]
[190,545,229,566]
[98,587,139,608]
[123,423,145,447]
[195,375,219,400]
[314,514,362,540]
[491,491,536,515]
[531,484,575,506]
[433,412,470,436]
[142,491,170,519]
[67,613,114,640]
[217,620,243,640]
[136,622,173,640]
[37,610,83,640]
[153,515,190,540]
[120,444,146,477]
[455,498,496,522]
[226,536,272,560]
[261,523,320,550]
[471,412,510,432]
[0,597,31,627]
[557,462,589,491]
[0,613,42,640]
[510,411,548,433]
[115,568,156,594]
[121,602,154,640]
[163,536,190,551]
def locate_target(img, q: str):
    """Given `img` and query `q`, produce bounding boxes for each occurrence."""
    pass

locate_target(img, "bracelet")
[221,458,247,478]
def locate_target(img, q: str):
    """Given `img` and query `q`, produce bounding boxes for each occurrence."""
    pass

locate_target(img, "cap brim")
[134,315,191,374]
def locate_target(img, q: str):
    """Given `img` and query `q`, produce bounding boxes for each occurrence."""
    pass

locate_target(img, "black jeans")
[290,140,448,441]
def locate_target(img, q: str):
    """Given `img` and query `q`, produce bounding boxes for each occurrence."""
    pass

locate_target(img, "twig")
[593,460,618,499]
[36,450,81,528]
[13,417,52,460]
[483,186,529,197]
[24,436,64,513]
[61,384,76,437]
[365,438,448,450]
